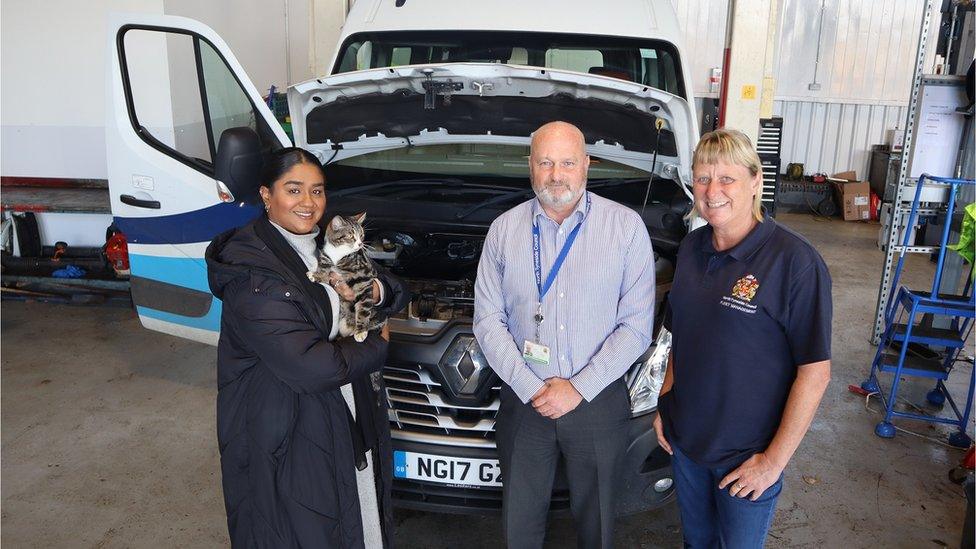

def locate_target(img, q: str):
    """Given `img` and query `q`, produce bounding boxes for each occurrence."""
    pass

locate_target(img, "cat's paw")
[354,331,367,343]
[307,270,317,282]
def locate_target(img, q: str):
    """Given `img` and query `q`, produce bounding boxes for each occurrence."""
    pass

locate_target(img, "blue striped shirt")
[473,192,656,403]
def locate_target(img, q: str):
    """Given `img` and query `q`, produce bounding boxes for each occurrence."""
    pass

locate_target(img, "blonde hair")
[690,129,764,222]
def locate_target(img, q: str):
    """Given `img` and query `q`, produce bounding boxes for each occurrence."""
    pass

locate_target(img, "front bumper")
[390,410,675,515]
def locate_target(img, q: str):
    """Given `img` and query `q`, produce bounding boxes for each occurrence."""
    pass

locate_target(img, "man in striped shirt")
[473,121,656,548]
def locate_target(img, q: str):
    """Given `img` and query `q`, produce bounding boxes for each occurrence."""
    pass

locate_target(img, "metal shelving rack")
[872,1,975,345]
[872,0,937,344]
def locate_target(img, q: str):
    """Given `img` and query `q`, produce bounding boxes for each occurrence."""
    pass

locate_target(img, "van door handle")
[120,194,161,209]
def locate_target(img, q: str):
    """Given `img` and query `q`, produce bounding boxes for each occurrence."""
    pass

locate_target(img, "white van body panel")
[332,0,696,102]
[339,0,684,49]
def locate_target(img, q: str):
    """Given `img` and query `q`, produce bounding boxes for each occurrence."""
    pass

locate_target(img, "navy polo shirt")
[659,215,832,468]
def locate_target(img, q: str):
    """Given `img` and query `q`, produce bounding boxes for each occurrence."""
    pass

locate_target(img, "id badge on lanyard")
[522,193,589,367]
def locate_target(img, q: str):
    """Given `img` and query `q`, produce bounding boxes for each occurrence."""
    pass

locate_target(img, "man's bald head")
[528,121,590,212]
[530,121,586,155]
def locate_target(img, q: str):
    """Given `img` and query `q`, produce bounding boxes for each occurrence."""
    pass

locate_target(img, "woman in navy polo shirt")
[653,129,832,548]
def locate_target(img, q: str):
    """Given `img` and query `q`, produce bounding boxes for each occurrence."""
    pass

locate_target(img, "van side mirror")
[215,127,263,203]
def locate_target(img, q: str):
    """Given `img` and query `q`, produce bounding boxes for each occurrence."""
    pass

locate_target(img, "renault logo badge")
[437,336,489,396]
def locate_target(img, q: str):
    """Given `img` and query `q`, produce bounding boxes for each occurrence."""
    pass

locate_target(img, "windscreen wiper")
[328,178,513,199]
[454,178,648,219]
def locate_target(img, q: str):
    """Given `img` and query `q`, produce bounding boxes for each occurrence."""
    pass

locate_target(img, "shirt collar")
[532,191,590,226]
[701,212,776,261]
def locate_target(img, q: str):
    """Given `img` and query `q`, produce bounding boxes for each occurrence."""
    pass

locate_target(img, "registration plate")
[393,451,502,488]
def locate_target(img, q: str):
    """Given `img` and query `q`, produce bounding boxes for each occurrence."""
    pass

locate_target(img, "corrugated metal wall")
[774,100,907,177]
[670,0,934,176]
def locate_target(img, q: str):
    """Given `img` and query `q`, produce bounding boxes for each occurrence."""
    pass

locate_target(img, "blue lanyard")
[532,192,590,303]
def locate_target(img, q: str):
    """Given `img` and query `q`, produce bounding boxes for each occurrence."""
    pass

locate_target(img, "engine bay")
[367,230,483,282]
[366,231,480,328]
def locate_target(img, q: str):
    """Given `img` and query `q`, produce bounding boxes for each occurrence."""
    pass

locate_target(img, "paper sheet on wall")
[909,83,967,179]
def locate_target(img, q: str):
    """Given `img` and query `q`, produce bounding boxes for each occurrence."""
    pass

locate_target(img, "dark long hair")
[260,147,326,190]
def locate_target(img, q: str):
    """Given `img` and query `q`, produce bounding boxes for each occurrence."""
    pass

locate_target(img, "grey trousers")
[495,378,630,549]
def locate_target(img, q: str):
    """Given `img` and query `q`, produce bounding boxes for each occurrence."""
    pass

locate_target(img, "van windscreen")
[333,30,685,99]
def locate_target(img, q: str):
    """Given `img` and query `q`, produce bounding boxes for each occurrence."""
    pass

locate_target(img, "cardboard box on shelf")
[829,171,871,221]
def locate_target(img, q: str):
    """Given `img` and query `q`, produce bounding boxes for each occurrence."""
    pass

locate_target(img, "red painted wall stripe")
[1,176,108,189]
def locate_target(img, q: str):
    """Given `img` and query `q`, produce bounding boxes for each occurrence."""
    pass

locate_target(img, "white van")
[107,0,697,515]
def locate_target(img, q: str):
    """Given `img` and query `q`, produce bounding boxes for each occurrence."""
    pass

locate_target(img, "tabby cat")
[307,213,383,342]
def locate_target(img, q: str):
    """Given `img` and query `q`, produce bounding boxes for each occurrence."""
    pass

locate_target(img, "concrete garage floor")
[2,212,973,548]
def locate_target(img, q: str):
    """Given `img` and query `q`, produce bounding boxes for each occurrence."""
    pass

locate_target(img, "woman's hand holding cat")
[328,272,355,301]
[327,274,382,304]
[380,324,390,341]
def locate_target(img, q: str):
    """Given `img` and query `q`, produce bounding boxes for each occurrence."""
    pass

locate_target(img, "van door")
[106,14,291,345]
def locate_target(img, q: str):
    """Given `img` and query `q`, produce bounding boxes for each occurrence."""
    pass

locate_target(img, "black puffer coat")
[206,216,409,548]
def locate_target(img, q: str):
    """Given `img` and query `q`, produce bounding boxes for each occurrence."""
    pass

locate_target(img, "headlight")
[627,327,671,417]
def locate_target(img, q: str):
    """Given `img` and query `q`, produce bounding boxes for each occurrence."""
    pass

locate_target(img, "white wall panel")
[0,0,321,179]
[670,0,929,178]
[0,0,165,178]
[770,0,938,177]
[670,0,729,98]
[774,0,931,104]
[775,100,907,176]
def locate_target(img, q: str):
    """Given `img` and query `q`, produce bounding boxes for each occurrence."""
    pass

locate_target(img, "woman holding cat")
[205,147,409,548]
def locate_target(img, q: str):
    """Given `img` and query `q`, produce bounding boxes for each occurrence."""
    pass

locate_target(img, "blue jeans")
[671,444,782,549]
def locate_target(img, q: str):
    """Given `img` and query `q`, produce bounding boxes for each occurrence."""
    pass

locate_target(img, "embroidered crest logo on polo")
[523,192,591,368]
[731,274,760,302]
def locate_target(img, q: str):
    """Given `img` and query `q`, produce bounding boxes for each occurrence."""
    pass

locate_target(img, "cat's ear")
[353,211,367,224]
[330,216,343,230]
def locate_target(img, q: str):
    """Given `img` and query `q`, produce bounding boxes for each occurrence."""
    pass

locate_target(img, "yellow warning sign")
[741,85,757,100]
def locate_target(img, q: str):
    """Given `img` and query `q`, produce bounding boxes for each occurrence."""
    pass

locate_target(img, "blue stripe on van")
[137,299,222,332]
[128,254,211,293]
[129,253,220,331]
[114,202,262,245]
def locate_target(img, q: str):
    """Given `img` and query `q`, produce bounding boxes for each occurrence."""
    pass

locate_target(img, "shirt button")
[558,229,564,235]
[559,292,564,298]
[285,291,291,297]
[560,355,566,361]
[559,324,565,330]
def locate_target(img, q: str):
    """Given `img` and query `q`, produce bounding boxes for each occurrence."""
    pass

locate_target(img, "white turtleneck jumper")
[270,220,383,548]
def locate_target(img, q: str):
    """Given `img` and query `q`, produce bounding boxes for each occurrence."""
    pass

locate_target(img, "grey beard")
[535,185,583,208]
